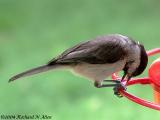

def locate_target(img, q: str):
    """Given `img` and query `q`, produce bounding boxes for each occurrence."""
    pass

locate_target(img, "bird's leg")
[94,80,119,88]
[103,80,120,83]
[94,80,126,97]
[104,80,126,97]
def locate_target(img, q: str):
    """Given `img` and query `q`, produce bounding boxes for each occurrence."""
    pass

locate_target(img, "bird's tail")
[9,64,62,82]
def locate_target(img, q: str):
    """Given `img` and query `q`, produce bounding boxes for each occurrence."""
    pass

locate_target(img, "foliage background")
[0,0,160,119]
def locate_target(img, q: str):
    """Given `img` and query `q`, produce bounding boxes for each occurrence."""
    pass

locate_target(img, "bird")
[9,34,148,97]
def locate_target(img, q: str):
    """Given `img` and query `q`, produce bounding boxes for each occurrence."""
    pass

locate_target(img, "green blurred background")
[1,0,160,119]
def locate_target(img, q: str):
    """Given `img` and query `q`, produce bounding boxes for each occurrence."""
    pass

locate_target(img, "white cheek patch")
[127,45,141,74]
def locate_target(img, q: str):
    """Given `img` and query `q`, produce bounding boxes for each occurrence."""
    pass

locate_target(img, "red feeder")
[149,57,160,103]
[112,48,160,111]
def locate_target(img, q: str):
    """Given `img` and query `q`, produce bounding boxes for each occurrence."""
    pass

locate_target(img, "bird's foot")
[113,81,126,98]
[94,80,126,97]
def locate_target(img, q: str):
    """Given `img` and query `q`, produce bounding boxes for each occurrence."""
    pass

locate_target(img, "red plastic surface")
[149,58,160,91]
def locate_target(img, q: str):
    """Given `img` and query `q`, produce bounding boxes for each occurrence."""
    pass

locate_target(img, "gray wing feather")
[48,36,127,64]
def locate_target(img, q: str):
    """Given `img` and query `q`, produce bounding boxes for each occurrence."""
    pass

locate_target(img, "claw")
[113,82,126,98]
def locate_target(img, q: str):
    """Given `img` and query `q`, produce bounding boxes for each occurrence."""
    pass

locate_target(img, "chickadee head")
[122,39,148,80]
[131,44,148,77]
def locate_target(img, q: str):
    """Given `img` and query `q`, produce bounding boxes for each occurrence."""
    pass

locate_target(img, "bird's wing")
[48,36,127,65]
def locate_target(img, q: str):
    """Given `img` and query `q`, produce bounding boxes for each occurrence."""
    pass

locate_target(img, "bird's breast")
[72,60,126,81]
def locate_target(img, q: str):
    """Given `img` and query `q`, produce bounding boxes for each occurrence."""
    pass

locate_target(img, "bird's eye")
[128,60,134,64]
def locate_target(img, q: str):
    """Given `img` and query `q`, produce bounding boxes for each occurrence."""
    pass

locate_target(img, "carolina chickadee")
[9,34,148,96]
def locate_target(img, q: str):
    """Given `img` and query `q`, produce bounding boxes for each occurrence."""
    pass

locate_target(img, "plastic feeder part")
[149,58,160,103]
